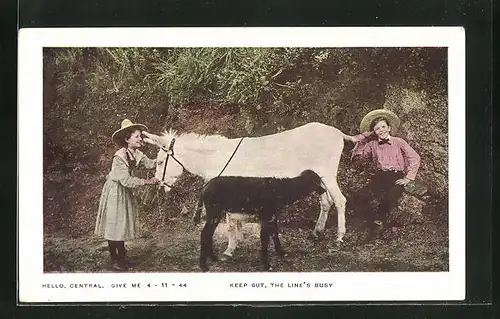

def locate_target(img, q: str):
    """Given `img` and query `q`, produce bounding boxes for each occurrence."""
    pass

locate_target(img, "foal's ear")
[142,131,163,147]
[315,185,326,195]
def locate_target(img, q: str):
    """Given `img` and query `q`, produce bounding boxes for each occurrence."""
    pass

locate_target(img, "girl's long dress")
[94,148,156,241]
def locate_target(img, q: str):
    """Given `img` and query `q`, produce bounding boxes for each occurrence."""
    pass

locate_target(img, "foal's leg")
[260,213,273,271]
[200,222,212,272]
[207,213,223,262]
[199,208,221,272]
[270,214,287,258]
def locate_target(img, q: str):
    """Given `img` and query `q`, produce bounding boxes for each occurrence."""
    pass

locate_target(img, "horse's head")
[142,130,184,192]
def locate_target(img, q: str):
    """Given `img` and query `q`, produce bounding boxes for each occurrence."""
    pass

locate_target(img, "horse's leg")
[270,214,287,258]
[260,213,272,271]
[313,177,347,243]
[221,214,237,260]
[236,220,244,243]
[313,184,334,239]
[328,179,347,243]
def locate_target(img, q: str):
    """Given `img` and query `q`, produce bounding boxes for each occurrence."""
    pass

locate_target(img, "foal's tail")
[193,194,204,225]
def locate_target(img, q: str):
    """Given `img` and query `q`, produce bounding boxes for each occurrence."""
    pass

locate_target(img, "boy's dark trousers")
[370,169,405,224]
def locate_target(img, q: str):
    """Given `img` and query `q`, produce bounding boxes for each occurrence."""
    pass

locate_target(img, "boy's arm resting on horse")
[348,131,374,160]
[342,131,373,144]
[109,156,155,187]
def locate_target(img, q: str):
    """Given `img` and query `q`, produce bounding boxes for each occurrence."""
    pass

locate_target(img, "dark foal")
[194,170,326,272]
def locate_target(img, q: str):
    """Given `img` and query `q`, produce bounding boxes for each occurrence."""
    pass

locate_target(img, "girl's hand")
[395,178,411,186]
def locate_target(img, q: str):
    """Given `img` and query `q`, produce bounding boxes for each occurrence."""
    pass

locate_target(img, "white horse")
[143,122,348,257]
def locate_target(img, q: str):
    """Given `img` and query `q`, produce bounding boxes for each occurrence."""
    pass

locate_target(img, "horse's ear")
[142,131,163,147]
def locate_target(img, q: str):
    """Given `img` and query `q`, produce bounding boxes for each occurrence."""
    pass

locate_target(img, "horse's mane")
[160,129,231,147]
[160,128,179,140]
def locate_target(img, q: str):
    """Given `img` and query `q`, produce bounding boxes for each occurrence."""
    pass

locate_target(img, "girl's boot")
[116,241,132,270]
[108,241,120,270]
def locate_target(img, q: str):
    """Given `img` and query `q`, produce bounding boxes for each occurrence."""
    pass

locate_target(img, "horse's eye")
[157,160,164,166]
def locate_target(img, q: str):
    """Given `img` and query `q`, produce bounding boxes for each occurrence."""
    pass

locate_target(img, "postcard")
[18,27,465,303]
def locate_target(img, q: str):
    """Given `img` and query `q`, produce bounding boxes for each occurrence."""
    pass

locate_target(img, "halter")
[158,137,245,191]
[159,138,179,188]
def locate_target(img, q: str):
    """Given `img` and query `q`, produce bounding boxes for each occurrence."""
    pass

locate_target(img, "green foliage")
[151,48,304,110]
[43,47,449,229]
[44,47,446,145]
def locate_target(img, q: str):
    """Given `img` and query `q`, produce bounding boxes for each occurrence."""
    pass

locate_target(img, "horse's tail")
[193,193,204,225]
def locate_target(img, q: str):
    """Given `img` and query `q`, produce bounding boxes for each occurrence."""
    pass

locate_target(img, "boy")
[343,109,421,238]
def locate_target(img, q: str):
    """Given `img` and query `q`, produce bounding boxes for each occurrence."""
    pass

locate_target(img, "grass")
[44,215,448,273]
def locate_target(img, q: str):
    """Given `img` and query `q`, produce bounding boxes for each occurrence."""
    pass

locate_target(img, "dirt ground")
[44,213,449,273]
[43,157,449,273]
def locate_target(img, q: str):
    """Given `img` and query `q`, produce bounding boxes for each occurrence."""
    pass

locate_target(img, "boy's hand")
[395,178,411,186]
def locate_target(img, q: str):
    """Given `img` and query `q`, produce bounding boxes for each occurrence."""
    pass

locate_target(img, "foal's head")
[299,169,326,195]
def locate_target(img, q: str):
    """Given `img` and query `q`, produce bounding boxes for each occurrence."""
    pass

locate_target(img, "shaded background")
[42,47,449,272]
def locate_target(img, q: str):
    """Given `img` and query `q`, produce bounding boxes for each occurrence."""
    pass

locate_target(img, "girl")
[342,109,421,239]
[95,119,159,270]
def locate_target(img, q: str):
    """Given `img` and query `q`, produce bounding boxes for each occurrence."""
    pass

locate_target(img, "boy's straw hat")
[359,109,401,133]
[112,119,148,145]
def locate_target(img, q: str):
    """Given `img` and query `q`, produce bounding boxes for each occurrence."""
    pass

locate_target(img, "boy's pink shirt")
[352,132,421,180]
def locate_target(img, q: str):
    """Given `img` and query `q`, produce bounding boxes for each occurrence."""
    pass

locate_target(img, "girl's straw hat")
[112,119,148,145]
[359,109,401,133]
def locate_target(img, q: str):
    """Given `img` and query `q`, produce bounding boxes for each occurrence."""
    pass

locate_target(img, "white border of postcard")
[18,27,465,303]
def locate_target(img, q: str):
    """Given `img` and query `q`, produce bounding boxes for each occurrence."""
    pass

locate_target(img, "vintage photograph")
[19,27,465,302]
[42,46,448,273]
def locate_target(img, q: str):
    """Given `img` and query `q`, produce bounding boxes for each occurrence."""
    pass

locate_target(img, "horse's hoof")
[220,254,232,262]
[277,251,288,258]
[328,241,344,254]
[308,232,323,241]
[307,232,321,241]
[200,265,209,272]
[327,248,337,254]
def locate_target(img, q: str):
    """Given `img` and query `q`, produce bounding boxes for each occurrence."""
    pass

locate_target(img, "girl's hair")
[118,129,140,148]
[370,117,390,131]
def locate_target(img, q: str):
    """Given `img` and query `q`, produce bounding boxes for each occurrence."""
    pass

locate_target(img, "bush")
[43,47,449,235]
